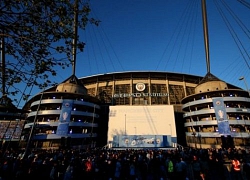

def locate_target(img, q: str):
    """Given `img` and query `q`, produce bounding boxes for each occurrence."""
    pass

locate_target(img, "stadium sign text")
[112,83,168,98]
[112,93,169,98]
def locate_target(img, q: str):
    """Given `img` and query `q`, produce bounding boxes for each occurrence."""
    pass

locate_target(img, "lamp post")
[169,124,172,147]
[239,76,250,97]
[169,124,172,136]
[24,89,45,157]
[125,114,127,135]
[90,104,96,148]
[239,76,250,146]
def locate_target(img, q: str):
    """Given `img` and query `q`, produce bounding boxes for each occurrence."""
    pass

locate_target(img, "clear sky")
[17,0,250,108]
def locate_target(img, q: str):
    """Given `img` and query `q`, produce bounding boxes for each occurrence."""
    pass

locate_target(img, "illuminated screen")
[0,120,24,140]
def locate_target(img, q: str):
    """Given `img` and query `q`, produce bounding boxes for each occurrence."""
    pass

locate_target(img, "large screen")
[108,105,176,143]
[0,120,25,140]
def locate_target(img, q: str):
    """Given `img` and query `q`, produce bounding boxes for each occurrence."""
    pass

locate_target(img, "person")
[191,156,202,180]
[114,158,122,180]
[49,160,60,180]
[166,157,174,180]
[175,157,187,180]
[63,162,74,180]
[84,158,93,179]
[231,157,243,180]
[129,161,136,180]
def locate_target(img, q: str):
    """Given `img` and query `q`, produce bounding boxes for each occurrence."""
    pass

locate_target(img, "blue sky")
[17,0,250,108]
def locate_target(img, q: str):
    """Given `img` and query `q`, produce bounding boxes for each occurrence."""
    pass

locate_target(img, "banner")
[56,100,73,136]
[212,97,231,135]
[112,135,170,148]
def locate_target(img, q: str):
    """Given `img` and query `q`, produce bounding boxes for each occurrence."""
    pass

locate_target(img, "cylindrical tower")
[182,73,250,149]
[22,75,101,149]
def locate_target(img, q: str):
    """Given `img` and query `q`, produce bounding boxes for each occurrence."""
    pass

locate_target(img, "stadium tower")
[181,0,250,149]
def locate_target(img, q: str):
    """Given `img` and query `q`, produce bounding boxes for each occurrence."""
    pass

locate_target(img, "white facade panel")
[108,105,176,142]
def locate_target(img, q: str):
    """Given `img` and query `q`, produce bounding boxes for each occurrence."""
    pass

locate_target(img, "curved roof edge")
[78,71,241,89]
[79,70,202,79]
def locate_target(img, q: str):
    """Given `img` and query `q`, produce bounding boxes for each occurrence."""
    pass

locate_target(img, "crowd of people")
[0,146,250,180]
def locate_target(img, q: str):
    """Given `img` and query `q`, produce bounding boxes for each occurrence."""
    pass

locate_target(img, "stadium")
[19,71,250,149]
[80,71,250,149]
[1,1,249,151]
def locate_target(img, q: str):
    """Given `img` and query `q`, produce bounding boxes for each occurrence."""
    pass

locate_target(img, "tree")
[0,0,99,102]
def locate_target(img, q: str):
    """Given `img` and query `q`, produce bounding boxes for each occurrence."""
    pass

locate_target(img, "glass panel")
[151,84,168,104]
[169,85,184,104]
[186,87,195,96]
[114,84,130,105]
[87,88,96,97]
[98,86,113,104]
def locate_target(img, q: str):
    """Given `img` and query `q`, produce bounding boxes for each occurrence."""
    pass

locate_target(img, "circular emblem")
[216,101,221,105]
[131,140,136,146]
[124,139,129,144]
[136,83,146,92]
[64,103,70,107]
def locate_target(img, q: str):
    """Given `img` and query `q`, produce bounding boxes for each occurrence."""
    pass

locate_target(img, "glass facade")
[86,83,193,105]
[82,72,198,106]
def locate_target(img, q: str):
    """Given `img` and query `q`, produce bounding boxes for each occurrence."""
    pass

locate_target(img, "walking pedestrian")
[175,157,187,180]
[231,157,243,180]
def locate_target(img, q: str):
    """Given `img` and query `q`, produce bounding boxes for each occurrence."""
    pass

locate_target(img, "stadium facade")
[21,71,250,149]
[79,71,249,149]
